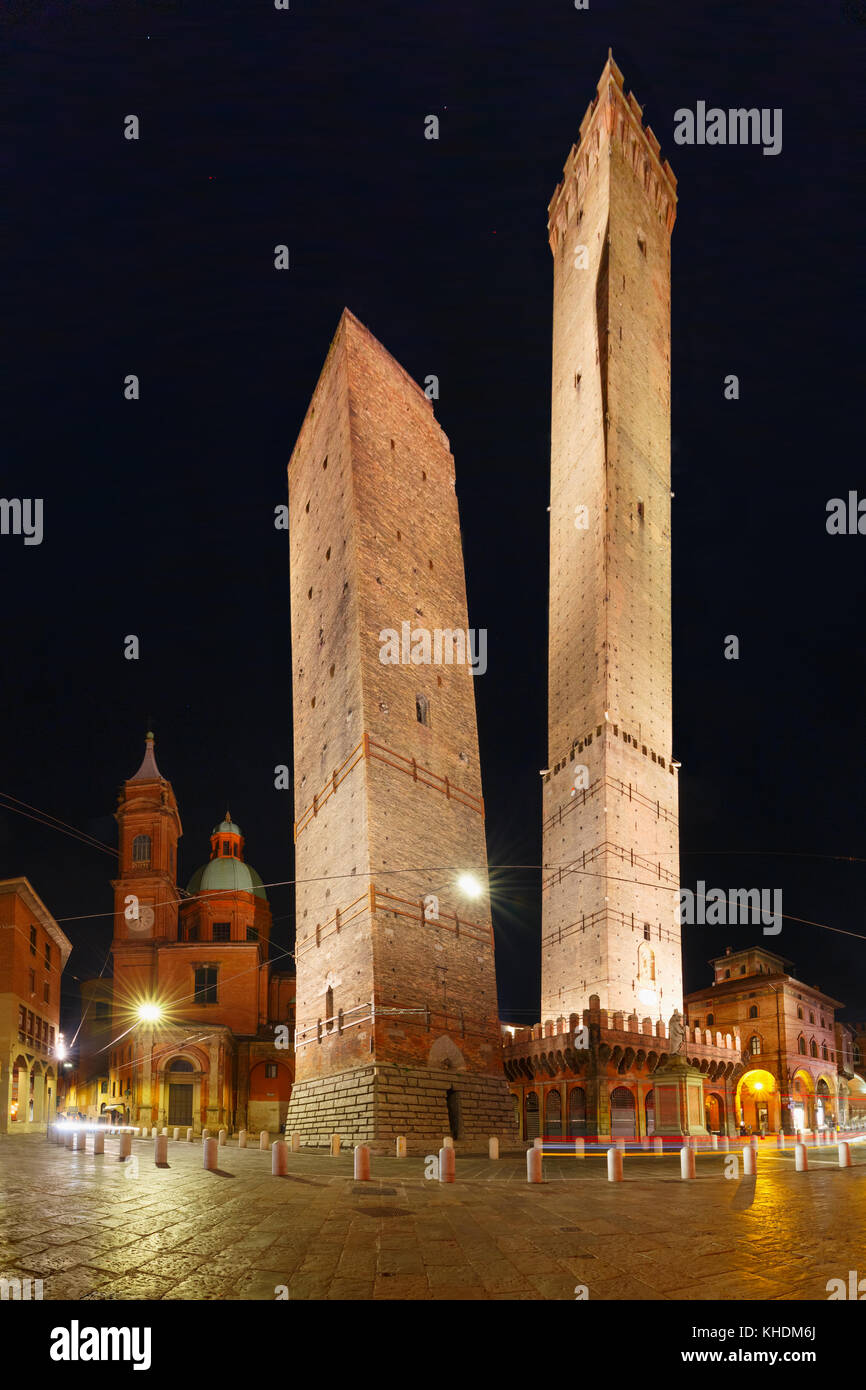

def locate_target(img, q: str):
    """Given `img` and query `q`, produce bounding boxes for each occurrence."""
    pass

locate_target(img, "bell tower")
[541,54,683,1024]
[110,731,182,1022]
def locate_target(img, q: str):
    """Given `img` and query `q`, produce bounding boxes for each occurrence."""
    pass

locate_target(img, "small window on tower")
[643,923,651,941]
[132,834,151,864]
[29,925,37,955]
[637,233,647,257]
[265,1062,278,1079]
[416,693,430,726]
[194,965,218,1004]
[213,922,231,942]
[246,926,258,942]
[637,500,644,521]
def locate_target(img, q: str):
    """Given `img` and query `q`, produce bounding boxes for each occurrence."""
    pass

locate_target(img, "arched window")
[810,1039,818,1058]
[706,1013,714,1026]
[822,1044,829,1061]
[749,1035,761,1055]
[798,1036,806,1055]
[809,1011,815,1024]
[748,1005,758,1019]
[638,943,655,982]
[797,1006,804,1020]
[325,986,334,1031]
[132,834,151,864]
[168,1057,194,1072]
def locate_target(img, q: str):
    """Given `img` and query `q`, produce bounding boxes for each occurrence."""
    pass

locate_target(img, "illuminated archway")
[736,1068,777,1133]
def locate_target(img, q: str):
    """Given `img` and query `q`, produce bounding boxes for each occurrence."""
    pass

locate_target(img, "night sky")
[5,0,865,1041]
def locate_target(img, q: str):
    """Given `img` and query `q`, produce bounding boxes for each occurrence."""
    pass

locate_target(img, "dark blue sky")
[5,0,865,1031]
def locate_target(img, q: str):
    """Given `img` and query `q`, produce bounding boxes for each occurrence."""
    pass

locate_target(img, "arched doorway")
[610,1086,636,1138]
[645,1090,655,1136]
[166,1057,194,1127]
[791,1070,814,1133]
[705,1093,724,1133]
[524,1091,539,1141]
[567,1087,586,1137]
[737,1069,777,1133]
[816,1078,832,1129]
[545,1089,562,1139]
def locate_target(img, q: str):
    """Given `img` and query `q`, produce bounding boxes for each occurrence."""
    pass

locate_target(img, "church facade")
[80,734,295,1134]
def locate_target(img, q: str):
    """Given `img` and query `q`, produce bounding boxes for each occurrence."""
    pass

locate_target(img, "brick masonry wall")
[542,58,682,1024]
[287,309,517,1144]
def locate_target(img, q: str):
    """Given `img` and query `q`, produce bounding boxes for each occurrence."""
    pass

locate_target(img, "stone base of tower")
[285,1064,521,1154]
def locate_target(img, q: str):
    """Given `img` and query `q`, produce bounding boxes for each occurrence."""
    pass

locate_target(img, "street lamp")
[456,872,483,899]
[137,1002,162,1024]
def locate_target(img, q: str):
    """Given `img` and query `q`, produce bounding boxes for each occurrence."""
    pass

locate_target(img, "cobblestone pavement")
[1,1133,864,1301]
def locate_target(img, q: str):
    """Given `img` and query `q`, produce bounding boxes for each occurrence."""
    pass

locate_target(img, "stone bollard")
[653,1136,664,1154]
[150,1126,158,1138]
[443,1136,455,1149]
[680,1145,696,1180]
[161,1127,168,1137]
[259,1131,270,1150]
[395,1136,407,1158]
[718,1135,730,1152]
[777,1133,786,1148]
[527,1147,543,1183]
[172,1127,180,1141]
[118,1132,132,1161]
[615,1136,625,1150]
[532,1136,543,1149]
[354,1145,371,1181]
[154,1134,168,1165]
[65,1129,75,1150]
[839,1141,852,1169]
[641,1135,650,1150]
[92,1130,105,1156]
[238,1129,247,1149]
[743,1144,757,1176]
[795,1142,808,1172]
[574,1137,585,1158]
[272,1140,288,1176]
[218,1128,227,1147]
[711,1134,719,1150]
[439,1145,456,1183]
[290,1132,301,1153]
[607,1147,624,1182]
[186,1128,194,1142]
[202,1128,211,1142]
[488,1136,499,1160]
[203,1137,219,1171]
[329,1134,341,1156]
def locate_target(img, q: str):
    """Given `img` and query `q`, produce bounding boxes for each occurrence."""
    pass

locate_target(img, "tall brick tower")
[285,309,516,1150]
[541,54,682,1024]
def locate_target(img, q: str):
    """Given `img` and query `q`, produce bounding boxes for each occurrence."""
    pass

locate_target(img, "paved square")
[1,1134,863,1300]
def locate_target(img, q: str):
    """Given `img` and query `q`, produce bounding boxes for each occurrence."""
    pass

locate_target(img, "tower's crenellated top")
[548,49,678,252]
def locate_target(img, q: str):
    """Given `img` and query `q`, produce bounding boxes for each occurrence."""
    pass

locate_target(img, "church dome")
[186,857,267,901]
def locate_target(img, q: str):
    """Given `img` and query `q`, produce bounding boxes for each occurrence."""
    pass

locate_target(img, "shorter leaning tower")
[285,309,517,1151]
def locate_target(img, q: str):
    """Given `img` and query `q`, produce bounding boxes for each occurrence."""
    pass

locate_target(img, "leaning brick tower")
[541,53,683,1024]
[285,309,517,1151]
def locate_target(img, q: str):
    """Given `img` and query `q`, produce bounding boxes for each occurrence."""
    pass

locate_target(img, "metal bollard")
[92,1130,105,1156]
[238,1129,247,1149]
[203,1137,219,1171]
[607,1146,624,1182]
[680,1145,696,1180]
[438,1146,455,1183]
[354,1145,371,1181]
[272,1140,288,1176]
[259,1131,270,1150]
[488,1136,499,1160]
[743,1144,756,1176]
[839,1141,852,1169]
[395,1136,407,1158]
[154,1134,168,1165]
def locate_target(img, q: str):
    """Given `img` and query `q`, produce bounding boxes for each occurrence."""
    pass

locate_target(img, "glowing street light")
[456,872,483,900]
[137,1002,162,1024]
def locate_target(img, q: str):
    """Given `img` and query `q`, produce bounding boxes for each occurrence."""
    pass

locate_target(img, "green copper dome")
[187,857,267,901]
[212,817,242,837]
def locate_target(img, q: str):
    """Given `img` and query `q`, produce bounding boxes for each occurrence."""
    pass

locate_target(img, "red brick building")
[0,878,71,1133]
[79,734,295,1134]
